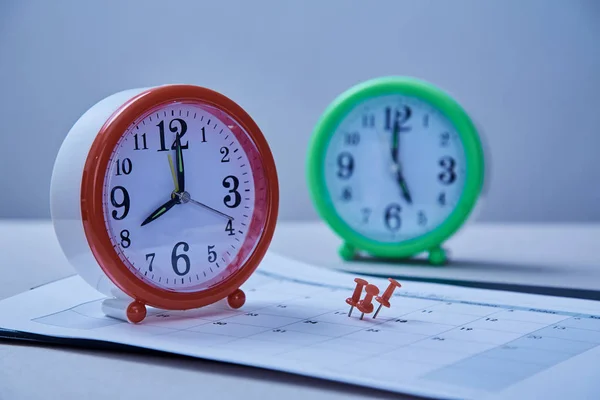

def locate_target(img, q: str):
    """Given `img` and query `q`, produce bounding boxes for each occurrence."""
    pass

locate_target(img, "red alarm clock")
[51,85,279,323]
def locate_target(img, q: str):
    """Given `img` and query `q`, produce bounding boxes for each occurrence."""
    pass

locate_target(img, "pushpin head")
[346,278,368,307]
[387,278,401,288]
[357,284,379,314]
[354,278,369,286]
[375,278,402,308]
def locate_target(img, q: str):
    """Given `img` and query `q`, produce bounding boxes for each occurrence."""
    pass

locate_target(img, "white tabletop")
[0,220,599,399]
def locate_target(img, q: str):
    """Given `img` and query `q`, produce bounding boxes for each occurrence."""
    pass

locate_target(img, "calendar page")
[1,252,600,400]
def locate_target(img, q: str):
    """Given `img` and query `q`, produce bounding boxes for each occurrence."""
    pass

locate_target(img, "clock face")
[324,94,467,243]
[103,102,268,293]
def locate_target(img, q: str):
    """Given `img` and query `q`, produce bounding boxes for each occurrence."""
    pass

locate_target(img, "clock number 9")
[222,175,241,208]
[337,152,354,179]
[171,241,191,276]
[110,186,130,220]
[384,204,401,232]
[438,156,456,185]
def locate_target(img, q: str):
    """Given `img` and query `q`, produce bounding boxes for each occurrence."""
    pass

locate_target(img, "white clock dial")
[103,102,265,292]
[324,95,467,242]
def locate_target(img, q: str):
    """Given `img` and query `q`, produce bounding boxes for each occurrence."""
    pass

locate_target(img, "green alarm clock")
[306,77,485,265]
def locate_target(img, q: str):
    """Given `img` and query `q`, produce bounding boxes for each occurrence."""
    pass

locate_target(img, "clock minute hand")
[390,121,413,205]
[140,197,179,226]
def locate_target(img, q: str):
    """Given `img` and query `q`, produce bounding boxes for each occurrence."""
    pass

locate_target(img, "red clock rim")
[81,85,279,310]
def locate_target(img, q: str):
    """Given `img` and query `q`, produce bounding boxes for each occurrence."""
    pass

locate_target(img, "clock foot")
[102,298,147,324]
[428,246,448,266]
[227,289,246,309]
[339,242,356,261]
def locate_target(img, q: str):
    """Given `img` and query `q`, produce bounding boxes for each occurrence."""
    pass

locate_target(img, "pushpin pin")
[373,278,402,319]
[357,284,380,320]
[346,278,368,317]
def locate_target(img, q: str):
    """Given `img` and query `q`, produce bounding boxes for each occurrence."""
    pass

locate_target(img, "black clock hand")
[140,197,179,226]
[175,133,185,193]
[390,121,413,204]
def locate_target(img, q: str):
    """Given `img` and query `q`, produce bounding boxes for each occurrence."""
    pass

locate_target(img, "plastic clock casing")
[51,88,148,300]
[50,85,279,312]
[306,76,485,263]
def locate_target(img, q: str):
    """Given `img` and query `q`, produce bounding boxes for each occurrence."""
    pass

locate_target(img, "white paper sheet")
[1,252,600,399]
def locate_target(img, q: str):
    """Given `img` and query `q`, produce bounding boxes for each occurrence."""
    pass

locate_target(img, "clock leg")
[428,246,447,266]
[339,242,356,261]
[227,289,246,309]
[102,298,147,324]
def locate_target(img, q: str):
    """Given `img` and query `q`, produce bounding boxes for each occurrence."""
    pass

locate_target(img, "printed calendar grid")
[31,271,600,393]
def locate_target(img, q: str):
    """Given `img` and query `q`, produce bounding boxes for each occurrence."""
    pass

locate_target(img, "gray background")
[1,0,598,222]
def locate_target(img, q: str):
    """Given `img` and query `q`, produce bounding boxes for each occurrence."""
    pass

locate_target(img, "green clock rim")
[306,76,485,259]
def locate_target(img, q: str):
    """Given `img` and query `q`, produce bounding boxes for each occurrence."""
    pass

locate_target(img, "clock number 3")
[222,175,241,208]
[438,156,456,185]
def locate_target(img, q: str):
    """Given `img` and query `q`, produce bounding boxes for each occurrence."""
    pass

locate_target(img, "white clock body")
[51,88,148,299]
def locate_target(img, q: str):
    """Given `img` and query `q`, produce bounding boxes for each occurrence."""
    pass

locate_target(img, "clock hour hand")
[140,197,179,226]
[390,121,413,205]
[175,133,185,193]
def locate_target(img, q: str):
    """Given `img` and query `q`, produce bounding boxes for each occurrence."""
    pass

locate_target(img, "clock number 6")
[384,204,401,232]
[171,242,191,276]
[222,175,241,208]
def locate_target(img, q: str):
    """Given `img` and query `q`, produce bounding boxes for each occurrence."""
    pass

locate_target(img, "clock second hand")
[167,137,233,221]
[175,192,234,221]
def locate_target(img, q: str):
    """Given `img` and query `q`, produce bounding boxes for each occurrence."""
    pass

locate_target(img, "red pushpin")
[346,278,368,317]
[357,284,380,320]
[373,278,402,319]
